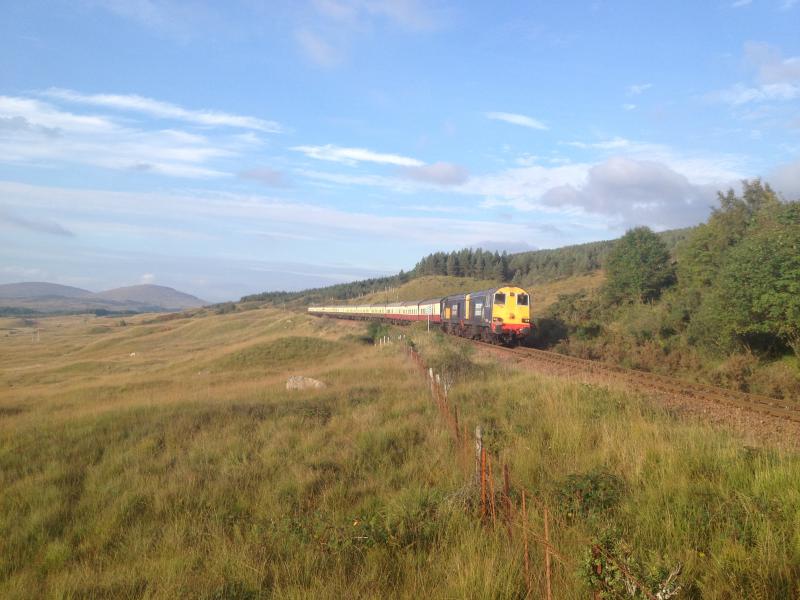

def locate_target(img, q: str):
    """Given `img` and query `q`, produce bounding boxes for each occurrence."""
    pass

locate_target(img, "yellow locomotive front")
[490,286,531,343]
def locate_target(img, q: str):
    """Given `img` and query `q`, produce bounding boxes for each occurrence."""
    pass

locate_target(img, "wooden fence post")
[522,491,531,598]
[474,426,482,487]
[480,446,487,521]
[488,453,497,526]
[544,505,553,600]
[503,463,512,540]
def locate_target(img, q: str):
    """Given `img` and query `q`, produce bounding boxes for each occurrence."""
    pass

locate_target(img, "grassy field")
[2,309,799,598]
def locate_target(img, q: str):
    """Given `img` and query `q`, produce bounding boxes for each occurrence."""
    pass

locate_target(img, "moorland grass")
[1,310,799,598]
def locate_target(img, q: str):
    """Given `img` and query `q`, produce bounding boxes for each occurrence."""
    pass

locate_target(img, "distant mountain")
[0,282,207,314]
[0,282,94,299]
[94,285,205,310]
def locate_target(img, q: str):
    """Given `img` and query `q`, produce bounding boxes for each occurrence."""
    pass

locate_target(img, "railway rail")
[475,341,800,424]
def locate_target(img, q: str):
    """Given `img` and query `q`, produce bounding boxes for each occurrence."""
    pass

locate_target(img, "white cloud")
[781,0,798,9]
[731,0,752,7]
[714,82,800,105]
[628,83,653,95]
[140,273,156,284]
[486,111,548,130]
[622,103,637,111]
[0,94,245,178]
[43,88,281,132]
[399,162,469,185]
[291,144,424,166]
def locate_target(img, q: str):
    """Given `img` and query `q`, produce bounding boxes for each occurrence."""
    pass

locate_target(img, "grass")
[1,309,799,597]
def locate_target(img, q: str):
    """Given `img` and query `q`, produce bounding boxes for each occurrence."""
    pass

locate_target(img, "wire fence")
[405,343,681,600]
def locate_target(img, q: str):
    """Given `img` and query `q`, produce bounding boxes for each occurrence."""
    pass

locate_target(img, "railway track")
[476,342,800,424]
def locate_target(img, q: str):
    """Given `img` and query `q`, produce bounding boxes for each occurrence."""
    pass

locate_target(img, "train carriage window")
[452,304,459,316]
[494,293,506,305]
[517,294,529,306]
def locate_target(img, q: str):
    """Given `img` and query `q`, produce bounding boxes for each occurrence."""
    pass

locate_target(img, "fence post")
[592,546,602,600]
[480,446,487,521]
[488,453,497,526]
[544,505,553,600]
[503,463,512,540]
[474,426,483,487]
[522,490,531,598]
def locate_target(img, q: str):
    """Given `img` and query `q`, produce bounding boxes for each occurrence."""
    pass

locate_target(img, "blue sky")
[1,1,799,301]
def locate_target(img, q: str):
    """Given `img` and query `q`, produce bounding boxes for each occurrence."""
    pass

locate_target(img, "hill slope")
[94,285,205,309]
[0,282,93,299]
[0,282,206,314]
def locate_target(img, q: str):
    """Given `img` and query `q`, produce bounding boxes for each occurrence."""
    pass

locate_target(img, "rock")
[286,376,326,391]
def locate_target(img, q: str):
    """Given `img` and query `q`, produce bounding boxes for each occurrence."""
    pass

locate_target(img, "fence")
[405,343,680,600]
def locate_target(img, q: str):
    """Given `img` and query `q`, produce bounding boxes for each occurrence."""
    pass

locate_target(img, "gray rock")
[286,375,326,391]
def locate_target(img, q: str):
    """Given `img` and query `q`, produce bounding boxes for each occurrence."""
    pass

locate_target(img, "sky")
[1,1,799,302]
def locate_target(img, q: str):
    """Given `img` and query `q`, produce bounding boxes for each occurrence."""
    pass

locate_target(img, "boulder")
[286,375,326,391]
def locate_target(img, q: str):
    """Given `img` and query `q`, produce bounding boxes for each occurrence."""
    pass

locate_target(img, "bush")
[555,468,625,521]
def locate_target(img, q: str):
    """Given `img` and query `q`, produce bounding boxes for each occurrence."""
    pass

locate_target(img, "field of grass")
[2,309,799,598]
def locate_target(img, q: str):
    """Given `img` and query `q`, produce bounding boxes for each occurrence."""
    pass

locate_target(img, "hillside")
[0,282,206,314]
[341,273,606,316]
[241,227,689,307]
[94,285,205,310]
[0,282,94,299]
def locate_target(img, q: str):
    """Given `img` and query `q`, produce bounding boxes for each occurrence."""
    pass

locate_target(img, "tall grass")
[1,310,799,597]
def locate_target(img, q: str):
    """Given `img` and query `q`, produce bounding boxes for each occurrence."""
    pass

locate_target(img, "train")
[308,285,532,345]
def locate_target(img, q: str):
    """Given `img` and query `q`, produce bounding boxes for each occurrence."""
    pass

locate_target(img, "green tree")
[605,227,673,303]
[716,202,800,356]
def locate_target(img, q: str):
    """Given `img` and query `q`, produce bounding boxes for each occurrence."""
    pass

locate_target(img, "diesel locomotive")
[308,285,532,345]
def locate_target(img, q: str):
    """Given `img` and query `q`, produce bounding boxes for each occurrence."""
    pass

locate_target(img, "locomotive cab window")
[517,294,529,306]
[494,293,506,305]
[452,304,459,316]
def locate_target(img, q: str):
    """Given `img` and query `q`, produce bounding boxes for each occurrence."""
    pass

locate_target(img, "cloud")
[714,82,800,105]
[769,158,800,200]
[0,208,75,236]
[291,144,423,166]
[399,161,469,185]
[0,94,249,178]
[710,42,800,106]
[486,111,548,130]
[295,29,343,68]
[781,0,798,9]
[239,167,290,187]
[540,157,719,229]
[731,0,752,7]
[744,41,800,85]
[43,88,281,132]
[139,273,156,284]
[567,136,632,150]
[628,83,653,95]
[622,103,637,111]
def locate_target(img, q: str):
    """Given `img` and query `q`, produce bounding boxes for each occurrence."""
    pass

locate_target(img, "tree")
[605,227,673,303]
[716,202,800,356]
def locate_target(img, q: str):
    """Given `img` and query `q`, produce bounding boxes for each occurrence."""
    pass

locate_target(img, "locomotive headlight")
[492,317,503,323]
[522,318,530,323]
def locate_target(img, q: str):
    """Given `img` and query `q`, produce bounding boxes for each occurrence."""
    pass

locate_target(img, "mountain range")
[0,282,207,314]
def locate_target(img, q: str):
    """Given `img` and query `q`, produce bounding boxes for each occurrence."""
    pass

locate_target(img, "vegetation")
[604,227,674,303]
[2,307,800,597]
[538,180,800,398]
